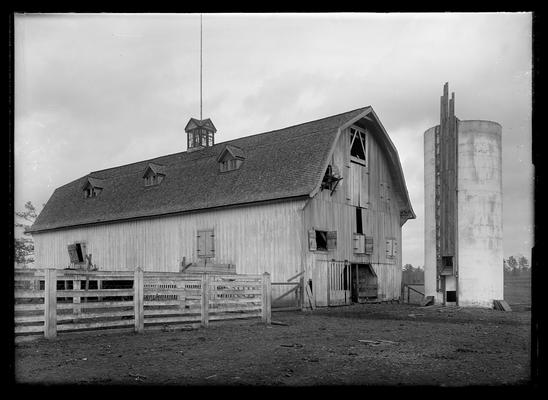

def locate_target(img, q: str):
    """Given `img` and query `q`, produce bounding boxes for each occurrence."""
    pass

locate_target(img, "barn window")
[217,145,245,173]
[350,127,367,165]
[197,229,215,258]
[83,185,101,198]
[308,229,337,251]
[321,164,342,194]
[316,231,328,251]
[356,208,363,234]
[68,242,87,265]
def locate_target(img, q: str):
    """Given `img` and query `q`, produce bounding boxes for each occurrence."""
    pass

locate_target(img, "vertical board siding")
[34,200,305,284]
[304,124,403,301]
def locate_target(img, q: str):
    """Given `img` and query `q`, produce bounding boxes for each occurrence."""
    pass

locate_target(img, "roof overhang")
[310,107,416,224]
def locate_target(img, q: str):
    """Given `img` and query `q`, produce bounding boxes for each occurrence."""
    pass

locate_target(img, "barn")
[29,106,415,308]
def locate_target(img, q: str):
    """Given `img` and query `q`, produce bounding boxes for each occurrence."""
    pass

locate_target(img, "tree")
[14,201,39,266]
[507,255,518,275]
[517,255,529,272]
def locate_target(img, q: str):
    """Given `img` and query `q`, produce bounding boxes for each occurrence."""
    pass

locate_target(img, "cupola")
[185,118,217,152]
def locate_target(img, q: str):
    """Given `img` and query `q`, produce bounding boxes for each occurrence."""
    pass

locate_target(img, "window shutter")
[80,243,87,262]
[197,231,206,258]
[308,229,317,251]
[206,231,215,258]
[67,244,79,264]
[326,231,337,250]
[365,236,374,255]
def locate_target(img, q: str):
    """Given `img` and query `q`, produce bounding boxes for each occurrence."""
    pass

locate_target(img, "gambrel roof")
[30,107,415,232]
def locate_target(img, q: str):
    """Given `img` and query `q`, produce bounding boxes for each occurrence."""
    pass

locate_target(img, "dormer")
[185,118,217,152]
[82,177,105,198]
[216,144,245,172]
[142,163,166,186]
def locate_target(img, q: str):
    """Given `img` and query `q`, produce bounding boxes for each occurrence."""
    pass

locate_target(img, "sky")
[13,13,533,267]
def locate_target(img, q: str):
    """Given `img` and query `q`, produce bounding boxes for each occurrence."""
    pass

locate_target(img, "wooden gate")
[328,261,351,306]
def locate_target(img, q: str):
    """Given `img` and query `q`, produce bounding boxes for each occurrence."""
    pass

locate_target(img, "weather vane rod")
[200,13,203,120]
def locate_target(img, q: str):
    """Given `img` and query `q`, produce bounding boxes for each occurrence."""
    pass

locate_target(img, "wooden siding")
[33,199,306,284]
[303,124,403,305]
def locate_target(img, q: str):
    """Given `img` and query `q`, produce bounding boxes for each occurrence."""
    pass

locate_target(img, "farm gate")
[14,268,271,339]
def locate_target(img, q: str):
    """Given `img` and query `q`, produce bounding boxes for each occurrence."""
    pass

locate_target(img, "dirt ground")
[13,303,531,386]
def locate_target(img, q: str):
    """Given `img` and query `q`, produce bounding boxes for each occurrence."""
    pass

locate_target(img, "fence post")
[134,267,144,333]
[299,276,305,311]
[73,279,81,319]
[407,286,410,304]
[44,268,57,339]
[201,274,210,327]
[262,272,271,324]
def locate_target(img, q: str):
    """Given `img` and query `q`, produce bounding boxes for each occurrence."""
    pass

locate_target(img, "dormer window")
[82,177,104,199]
[142,163,166,187]
[216,144,245,173]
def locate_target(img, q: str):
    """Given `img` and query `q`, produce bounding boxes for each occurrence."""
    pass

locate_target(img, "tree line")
[401,254,531,285]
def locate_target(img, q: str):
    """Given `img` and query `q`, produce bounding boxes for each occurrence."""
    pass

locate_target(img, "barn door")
[356,264,378,302]
[328,261,351,306]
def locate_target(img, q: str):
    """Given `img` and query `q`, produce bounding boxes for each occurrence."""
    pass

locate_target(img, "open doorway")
[351,263,378,303]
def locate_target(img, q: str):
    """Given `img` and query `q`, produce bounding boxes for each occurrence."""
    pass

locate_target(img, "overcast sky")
[13,13,533,267]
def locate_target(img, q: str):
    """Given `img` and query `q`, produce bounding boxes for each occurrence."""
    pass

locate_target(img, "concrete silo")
[424,83,503,308]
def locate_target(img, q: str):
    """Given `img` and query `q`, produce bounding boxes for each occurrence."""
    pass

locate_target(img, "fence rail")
[14,268,271,339]
[401,283,425,304]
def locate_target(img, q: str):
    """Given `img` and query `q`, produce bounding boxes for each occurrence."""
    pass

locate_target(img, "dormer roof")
[216,144,245,162]
[142,163,166,178]
[81,176,105,190]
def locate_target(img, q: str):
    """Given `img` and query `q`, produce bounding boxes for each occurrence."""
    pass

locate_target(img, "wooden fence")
[401,284,425,304]
[14,268,271,339]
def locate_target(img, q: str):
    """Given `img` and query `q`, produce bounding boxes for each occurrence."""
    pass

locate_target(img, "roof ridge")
[88,106,371,176]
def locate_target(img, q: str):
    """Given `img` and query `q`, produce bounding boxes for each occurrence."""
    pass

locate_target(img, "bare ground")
[13,303,531,386]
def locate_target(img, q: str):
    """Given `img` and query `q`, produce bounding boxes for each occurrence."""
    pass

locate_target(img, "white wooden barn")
[29,107,415,307]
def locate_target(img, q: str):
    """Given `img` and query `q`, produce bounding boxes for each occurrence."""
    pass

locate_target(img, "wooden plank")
[73,280,82,318]
[44,269,57,338]
[15,325,45,334]
[143,289,188,296]
[144,309,200,316]
[56,289,134,297]
[210,305,262,313]
[14,315,44,323]
[209,312,262,321]
[144,300,183,307]
[262,272,271,324]
[14,290,45,299]
[201,274,209,327]
[271,282,300,286]
[134,268,144,333]
[144,315,202,325]
[57,319,134,331]
[272,286,299,304]
[57,300,134,310]
[209,289,262,295]
[14,303,44,312]
[209,298,261,305]
[56,310,135,322]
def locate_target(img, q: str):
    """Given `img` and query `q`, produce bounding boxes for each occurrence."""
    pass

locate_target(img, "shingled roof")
[30,107,415,233]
